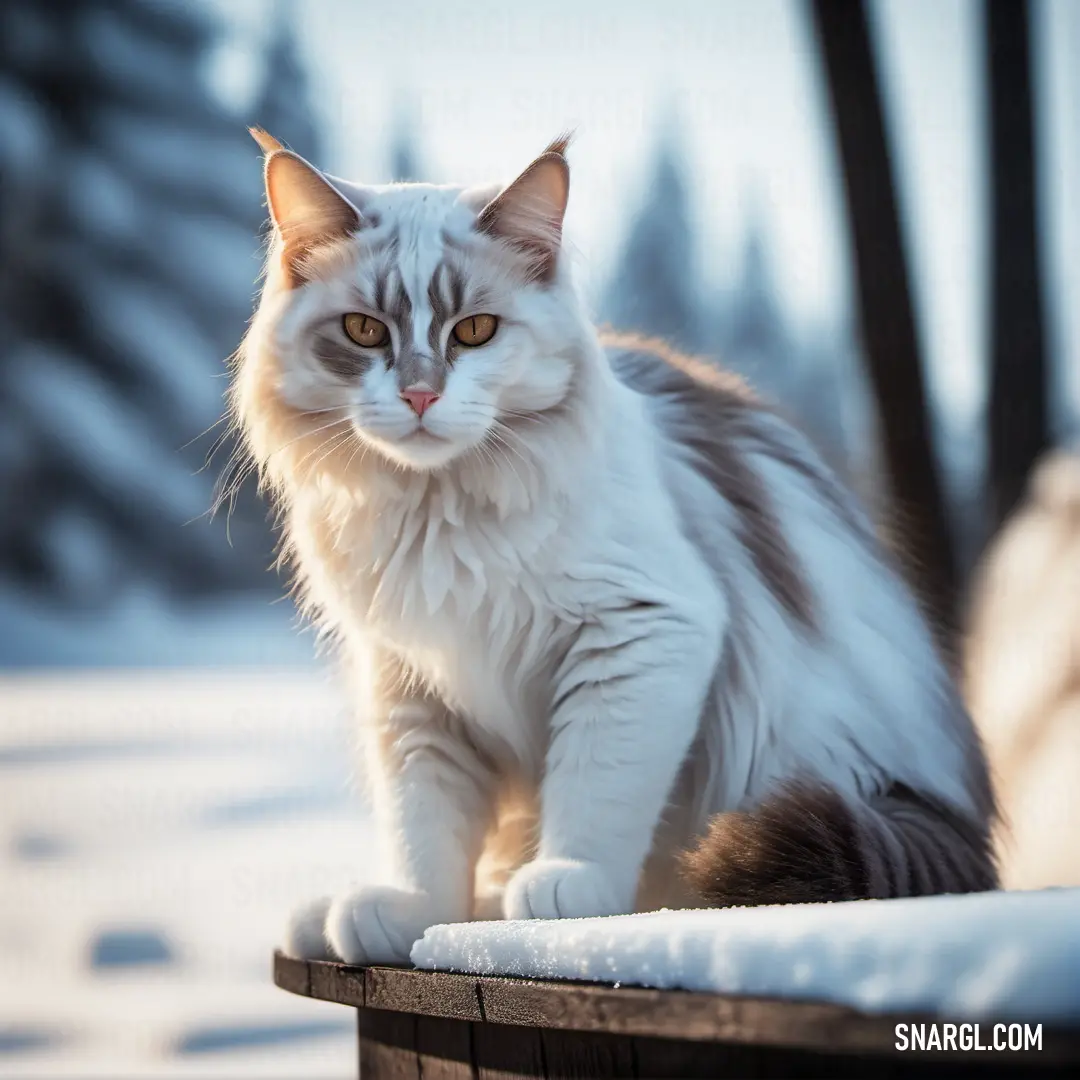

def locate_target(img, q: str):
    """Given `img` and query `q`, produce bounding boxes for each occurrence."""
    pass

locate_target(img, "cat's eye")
[452,314,498,347]
[343,313,389,348]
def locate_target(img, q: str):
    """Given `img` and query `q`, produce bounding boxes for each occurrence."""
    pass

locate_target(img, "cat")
[232,129,997,966]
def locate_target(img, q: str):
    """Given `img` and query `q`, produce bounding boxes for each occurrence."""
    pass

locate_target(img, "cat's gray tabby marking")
[316,257,493,394]
[605,332,997,904]
[607,335,822,631]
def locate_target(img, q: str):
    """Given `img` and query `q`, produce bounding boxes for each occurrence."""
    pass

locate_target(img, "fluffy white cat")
[232,130,996,966]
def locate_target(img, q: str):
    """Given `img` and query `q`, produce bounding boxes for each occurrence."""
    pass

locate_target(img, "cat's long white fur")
[234,148,993,966]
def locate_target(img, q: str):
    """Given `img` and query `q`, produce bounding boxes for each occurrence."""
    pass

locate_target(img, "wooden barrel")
[274,952,1078,1078]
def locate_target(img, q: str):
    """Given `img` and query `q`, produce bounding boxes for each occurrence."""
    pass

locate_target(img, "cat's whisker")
[210,449,257,520]
[340,432,370,478]
[465,433,498,476]
[264,417,351,465]
[180,414,229,452]
[295,429,354,480]
[189,406,255,485]
[483,428,529,496]
[293,405,351,419]
[213,416,350,514]
[197,426,239,474]
[491,418,536,447]
[454,401,546,428]
[477,439,499,472]
[487,426,530,470]
[496,408,546,426]
[295,440,349,487]
[490,422,537,474]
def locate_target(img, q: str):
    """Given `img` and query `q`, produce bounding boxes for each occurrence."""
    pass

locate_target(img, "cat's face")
[248,133,583,474]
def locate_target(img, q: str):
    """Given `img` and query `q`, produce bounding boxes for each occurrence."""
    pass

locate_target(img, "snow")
[0,582,312,669]
[414,888,1080,1023]
[0,671,366,1078]
[2,660,1077,1078]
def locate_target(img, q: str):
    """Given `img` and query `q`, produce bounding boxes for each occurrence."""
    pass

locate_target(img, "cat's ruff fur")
[233,133,996,966]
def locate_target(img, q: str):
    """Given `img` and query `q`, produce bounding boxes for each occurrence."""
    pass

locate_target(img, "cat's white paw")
[325,886,440,965]
[282,895,334,960]
[503,858,628,920]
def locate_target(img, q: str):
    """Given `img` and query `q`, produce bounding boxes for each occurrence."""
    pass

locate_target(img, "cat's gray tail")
[680,781,998,906]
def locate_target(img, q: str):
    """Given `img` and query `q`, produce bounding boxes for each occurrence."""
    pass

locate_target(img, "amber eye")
[343,313,389,348]
[452,314,498,347]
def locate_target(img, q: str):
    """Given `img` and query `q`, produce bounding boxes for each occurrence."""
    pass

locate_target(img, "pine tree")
[717,213,792,395]
[386,97,423,182]
[715,212,851,465]
[250,0,323,164]
[602,124,703,352]
[0,0,322,608]
[796,328,859,471]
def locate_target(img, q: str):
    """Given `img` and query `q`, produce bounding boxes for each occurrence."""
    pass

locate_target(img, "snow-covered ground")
[0,589,315,670]
[3,657,1077,1078]
[414,889,1080,1023]
[0,671,369,1078]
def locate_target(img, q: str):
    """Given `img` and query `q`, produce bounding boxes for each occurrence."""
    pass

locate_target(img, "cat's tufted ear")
[475,135,571,282]
[249,126,285,154]
[251,128,363,286]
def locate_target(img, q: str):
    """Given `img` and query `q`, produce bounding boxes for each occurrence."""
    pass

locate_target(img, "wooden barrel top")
[274,952,1079,1063]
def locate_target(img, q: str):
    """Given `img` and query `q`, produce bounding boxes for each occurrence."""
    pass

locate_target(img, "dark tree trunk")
[985,0,1049,539]
[809,0,959,644]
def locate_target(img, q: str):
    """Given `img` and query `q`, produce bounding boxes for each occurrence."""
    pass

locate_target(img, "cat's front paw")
[503,858,629,920]
[325,886,441,965]
[282,895,334,960]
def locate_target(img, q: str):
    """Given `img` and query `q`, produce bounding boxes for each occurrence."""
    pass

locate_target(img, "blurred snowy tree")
[250,0,322,164]
[601,125,704,352]
[704,210,851,468]
[0,0,322,609]
[386,98,423,182]
[795,328,861,476]
[600,139,854,469]
[715,213,793,395]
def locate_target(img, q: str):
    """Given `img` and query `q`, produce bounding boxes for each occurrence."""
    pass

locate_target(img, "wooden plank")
[377,970,902,1058]
[631,1035,769,1080]
[414,1015,475,1080]
[539,1027,635,1079]
[275,954,1080,1063]
[366,964,483,1022]
[471,1020,546,1080]
[272,951,311,998]
[357,1008,419,1080]
[311,960,366,1009]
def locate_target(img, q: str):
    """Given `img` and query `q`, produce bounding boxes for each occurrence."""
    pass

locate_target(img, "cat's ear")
[476,136,571,281]
[249,126,285,154]
[251,128,363,285]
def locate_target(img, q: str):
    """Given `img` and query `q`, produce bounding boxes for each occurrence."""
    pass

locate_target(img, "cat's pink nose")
[400,387,440,418]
